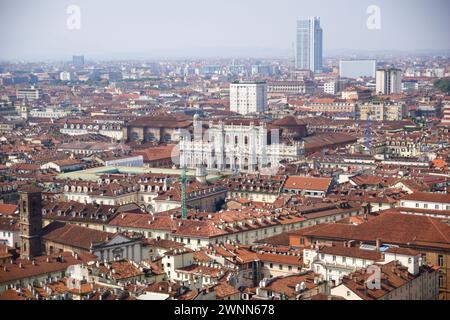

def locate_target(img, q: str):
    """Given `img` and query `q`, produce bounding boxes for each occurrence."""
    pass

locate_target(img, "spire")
[180,166,188,220]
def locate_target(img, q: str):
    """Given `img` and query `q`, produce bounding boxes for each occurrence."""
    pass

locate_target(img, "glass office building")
[295,17,323,73]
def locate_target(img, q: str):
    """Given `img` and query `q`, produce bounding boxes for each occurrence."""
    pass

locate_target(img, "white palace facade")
[178,115,305,173]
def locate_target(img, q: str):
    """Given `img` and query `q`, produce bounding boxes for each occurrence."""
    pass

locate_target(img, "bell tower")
[19,186,43,259]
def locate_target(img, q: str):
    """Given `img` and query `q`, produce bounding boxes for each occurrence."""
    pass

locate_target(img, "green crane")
[180,166,188,220]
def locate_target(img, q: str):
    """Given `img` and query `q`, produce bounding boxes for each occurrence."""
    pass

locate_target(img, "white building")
[376,68,402,95]
[303,245,382,286]
[268,81,314,95]
[230,81,267,115]
[59,72,72,81]
[16,87,40,101]
[60,121,123,141]
[0,219,19,248]
[323,81,338,95]
[399,192,450,211]
[30,107,70,119]
[179,115,304,172]
[330,248,438,300]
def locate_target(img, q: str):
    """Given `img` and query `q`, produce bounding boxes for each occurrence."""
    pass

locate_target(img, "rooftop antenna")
[180,166,188,220]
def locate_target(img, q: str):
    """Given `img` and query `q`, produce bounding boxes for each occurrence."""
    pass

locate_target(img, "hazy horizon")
[1,0,449,61]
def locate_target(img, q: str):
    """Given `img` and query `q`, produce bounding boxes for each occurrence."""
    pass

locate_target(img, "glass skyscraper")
[295,17,323,73]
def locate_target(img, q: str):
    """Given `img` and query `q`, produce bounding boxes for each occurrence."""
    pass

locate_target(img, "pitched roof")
[0,204,18,216]
[401,192,450,203]
[0,252,97,284]
[318,246,383,261]
[283,176,332,192]
[41,222,114,250]
[291,213,450,250]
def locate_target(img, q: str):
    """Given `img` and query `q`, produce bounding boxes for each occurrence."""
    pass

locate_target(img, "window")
[424,204,428,209]
[279,265,283,270]
[347,291,351,297]
[288,266,292,271]
[332,255,336,262]
[435,205,439,210]
[438,255,444,267]
[269,263,273,268]
[421,253,427,263]
[408,258,412,264]
[439,275,444,288]
[342,257,346,263]
[415,203,419,208]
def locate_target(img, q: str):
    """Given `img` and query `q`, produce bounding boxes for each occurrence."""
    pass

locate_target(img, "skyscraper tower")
[295,17,323,73]
[19,186,43,259]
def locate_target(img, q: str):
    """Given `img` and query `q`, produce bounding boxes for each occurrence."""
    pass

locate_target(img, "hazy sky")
[0,0,449,60]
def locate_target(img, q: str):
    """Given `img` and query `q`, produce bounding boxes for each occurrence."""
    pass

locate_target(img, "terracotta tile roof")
[42,222,114,250]
[0,289,29,300]
[0,252,97,284]
[283,176,332,192]
[132,145,177,162]
[261,272,320,298]
[318,246,383,261]
[0,217,19,232]
[291,213,450,250]
[257,252,303,266]
[215,281,239,299]
[401,192,450,203]
[97,260,144,280]
[0,204,18,216]
[341,261,437,300]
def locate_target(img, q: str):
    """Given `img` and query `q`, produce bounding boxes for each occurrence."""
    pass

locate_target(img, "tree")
[434,79,450,94]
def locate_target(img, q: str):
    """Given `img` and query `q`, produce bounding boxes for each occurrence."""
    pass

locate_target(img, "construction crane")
[179,166,188,220]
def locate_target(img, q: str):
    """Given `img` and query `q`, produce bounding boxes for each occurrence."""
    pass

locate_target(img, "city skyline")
[0,0,449,61]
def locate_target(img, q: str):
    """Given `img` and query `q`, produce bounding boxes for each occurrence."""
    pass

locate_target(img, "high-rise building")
[230,81,267,115]
[295,17,323,73]
[72,55,85,69]
[376,68,402,95]
[19,187,43,259]
[339,60,376,79]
